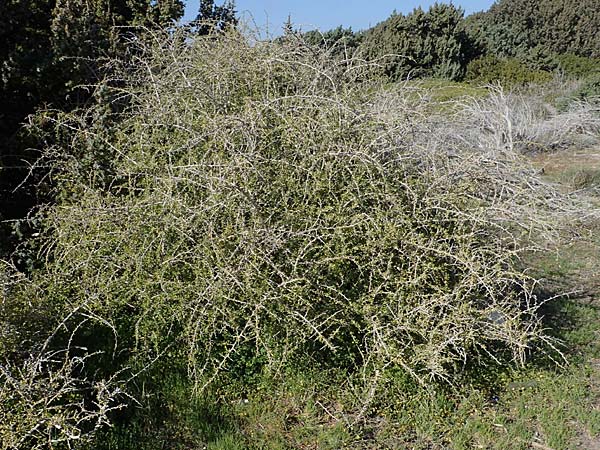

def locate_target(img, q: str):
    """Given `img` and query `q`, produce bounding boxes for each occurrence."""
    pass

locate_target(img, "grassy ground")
[100,296,600,449]
[413,79,489,103]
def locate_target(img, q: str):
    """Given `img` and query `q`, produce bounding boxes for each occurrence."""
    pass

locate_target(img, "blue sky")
[183,1,496,33]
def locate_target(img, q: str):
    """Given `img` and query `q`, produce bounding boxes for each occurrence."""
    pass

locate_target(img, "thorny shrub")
[0,262,126,450]
[2,28,597,447]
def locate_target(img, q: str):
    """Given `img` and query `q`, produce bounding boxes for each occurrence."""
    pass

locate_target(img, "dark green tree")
[0,0,184,261]
[0,1,56,249]
[361,3,472,80]
[470,0,600,60]
[303,26,363,59]
[193,0,238,35]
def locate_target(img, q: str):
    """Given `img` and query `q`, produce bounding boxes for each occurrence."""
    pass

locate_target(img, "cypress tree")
[362,3,471,80]
[194,0,238,35]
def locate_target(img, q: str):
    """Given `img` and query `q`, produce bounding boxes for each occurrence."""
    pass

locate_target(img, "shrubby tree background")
[361,3,471,80]
[298,0,599,84]
[193,0,237,35]
[0,0,185,260]
[467,0,600,61]
[357,0,599,80]
[303,26,363,59]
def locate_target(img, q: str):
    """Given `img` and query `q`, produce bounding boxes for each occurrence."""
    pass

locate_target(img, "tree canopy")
[469,0,600,60]
[193,0,238,35]
[303,26,363,59]
[361,3,471,80]
[0,0,185,259]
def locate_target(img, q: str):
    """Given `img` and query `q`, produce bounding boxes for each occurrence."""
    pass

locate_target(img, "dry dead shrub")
[456,85,600,154]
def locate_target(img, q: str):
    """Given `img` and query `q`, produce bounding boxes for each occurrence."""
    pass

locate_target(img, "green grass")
[560,167,600,190]
[414,79,488,102]
[394,78,489,114]
[446,301,600,450]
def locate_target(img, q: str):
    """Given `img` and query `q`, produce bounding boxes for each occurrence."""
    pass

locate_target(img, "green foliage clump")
[0,0,186,259]
[555,54,600,79]
[361,3,472,81]
[556,73,600,110]
[466,55,553,86]
[573,73,600,100]
[193,0,238,35]
[468,0,600,61]
[303,26,363,59]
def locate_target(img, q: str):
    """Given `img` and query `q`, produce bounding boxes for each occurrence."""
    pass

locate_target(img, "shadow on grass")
[450,286,600,401]
[531,286,600,368]
[89,373,246,450]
